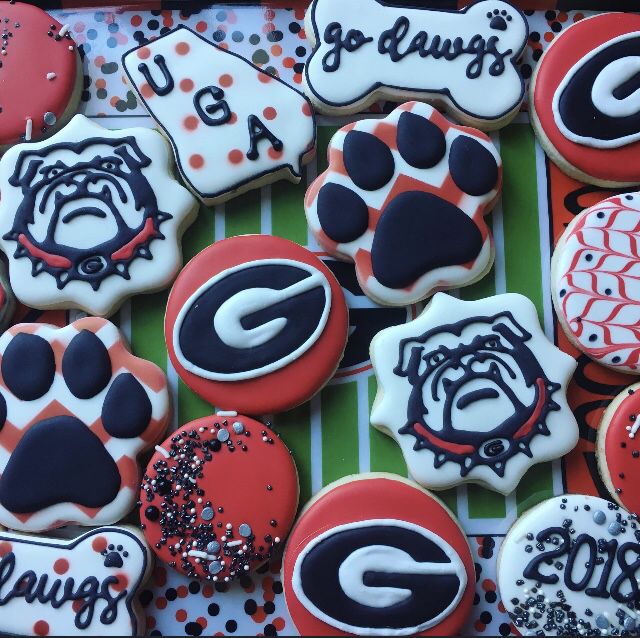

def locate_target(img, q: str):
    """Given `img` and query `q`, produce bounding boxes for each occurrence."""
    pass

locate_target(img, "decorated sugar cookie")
[597,382,640,514]
[282,473,474,636]
[551,192,640,373]
[0,264,16,331]
[0,3,82,152]
[140,412,299,581]
[0,318,171,532]
[0,526,151,636]
[0,114,198,317]
[531,13,640,187]
[370,293,578,494]
[305,102,501,307]
[165,235,348,414]
[122,26,316,206]
[304,0,528,127]
[498,494,640,636]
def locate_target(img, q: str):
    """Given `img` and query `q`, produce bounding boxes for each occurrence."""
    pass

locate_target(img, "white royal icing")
[553,31,640,149]
[0,526,151,636]
[172,258,331,381]
[498,495,640,636]
[0,114,197,317]
[370,293,578,494]
[122,26,316,204]
[292,519,467,636]
[551,193,640,373]
[304,0,528,122]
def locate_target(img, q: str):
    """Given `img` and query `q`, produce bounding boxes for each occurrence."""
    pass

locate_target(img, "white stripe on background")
[119,300,131,343]
[214,204,225,242]
[261,184,272,235]
[306,150,319,250]
[357,375,371,473]
[310,394,323,494]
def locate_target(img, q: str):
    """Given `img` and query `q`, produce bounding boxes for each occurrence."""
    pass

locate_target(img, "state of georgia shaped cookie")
[0,317,171,532]
[370,293,578,494]
[0,114,198,317]
[305,102,501,306]
[122,26,316,206]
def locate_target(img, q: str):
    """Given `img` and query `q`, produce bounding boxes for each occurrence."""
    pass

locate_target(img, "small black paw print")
[487,8,513,31]
[307,103,501,304]
[0,319,169,530]
[103,543,130,568]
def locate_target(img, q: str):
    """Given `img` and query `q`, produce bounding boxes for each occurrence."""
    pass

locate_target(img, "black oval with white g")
[173,259,331,381]
[554,33,640,148]
[292,519,467,635]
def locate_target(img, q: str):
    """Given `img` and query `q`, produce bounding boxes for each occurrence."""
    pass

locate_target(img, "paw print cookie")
[0,318,171,532]
[305,102,502,306]
[0,3,82,152]
[370,293,579,494]
[0,526,152,636]
[140,413,299,581]
[0,114,198,317]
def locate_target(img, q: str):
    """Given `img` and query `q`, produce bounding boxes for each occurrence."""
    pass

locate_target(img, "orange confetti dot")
[273,617,286,631]
[156,597,167,610]
[95,79,107,89]
[263,107,277,120]
[202,584,214,598]
[175,609,187,622]
[94,55,105,67]
[197,617,208,629]
[271,44,282,57]
[302,102,312,117]
[190,154,205,169]
[33,621,49,637]
[196,21,207,33]
[146,617,156,630]
[180,78,194,92]
[229,112,238,125]
[137,47,151,60]
[177,585,188,598]
[258,72,273,84]
[184,116,199,131]
[92,537,107,553]
[54,559,69,575]
[110,573,129,592]
[140,83,155,99]
[176,42,190,55]
[544,32,555,42]
[219,74,233,88]
[282,56,295,69]
[228,149,244,164]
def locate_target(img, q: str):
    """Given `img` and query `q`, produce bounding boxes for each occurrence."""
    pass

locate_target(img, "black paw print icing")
[488,8,513,31]
[102,543,130,568]
[305,102,502,306]
[0,318,170,531]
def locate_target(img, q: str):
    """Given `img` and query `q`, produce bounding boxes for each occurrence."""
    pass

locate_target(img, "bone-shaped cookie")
[304,0,528,128]
[0,526,151,636]
[122,26,316,206]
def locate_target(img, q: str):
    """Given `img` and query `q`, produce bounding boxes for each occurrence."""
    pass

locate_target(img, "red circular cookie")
[532,13,640,186]
[140,413,299,581]
[282,474,474,636]
[0,3,81,149]
[598,382,640,515]
[165,235,348,414]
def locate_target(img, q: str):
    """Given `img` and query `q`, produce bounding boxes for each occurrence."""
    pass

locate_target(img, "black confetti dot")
[264,601,275,614]
[244,599,258,615]
[485,590,497,604]
[147,19,159,30]
[207,603,220,616]
[165,588,177,602]
[225,620,238,633]
[272,581,283,595]
[185,622,202,637]
[188,581,200,594]
[138,589,153,607]
[499,623,512,636]
[480,611,493,624]
[264,624,277,637]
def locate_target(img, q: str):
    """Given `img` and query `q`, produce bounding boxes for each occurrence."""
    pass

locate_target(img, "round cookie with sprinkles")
[139,412,299,582]
[597,382,640,515]
[551,192,640,373]
[498,494,640,636]
[165,235,348,414]
[282,473,474,636]
[0,3,82,153]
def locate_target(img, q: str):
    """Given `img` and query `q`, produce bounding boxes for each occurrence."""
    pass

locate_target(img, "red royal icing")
[282,476,474,636]
[533,13,640,184]
[139,415,299,581]
[0,3,79,147]
[604,386,640,514]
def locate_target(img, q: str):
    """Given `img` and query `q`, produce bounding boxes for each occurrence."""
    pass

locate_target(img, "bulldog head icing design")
[370,293,579,494]
[0,115,198,317]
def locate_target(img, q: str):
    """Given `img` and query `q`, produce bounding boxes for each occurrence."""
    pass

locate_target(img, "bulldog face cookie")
[0,526,151,636]
[370,293,578,494]
[165,235,348,414]
[498,495,640,636]
[0,115,198,317]
[304,0,528,127]
[551,193,640,374]
[305,102,501,307]
[282,474,475,636]
[0,318,171,532]
[122,26,316,206]
[140,413,299,581]
[531,13,640,187]
[0,3,82,152]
